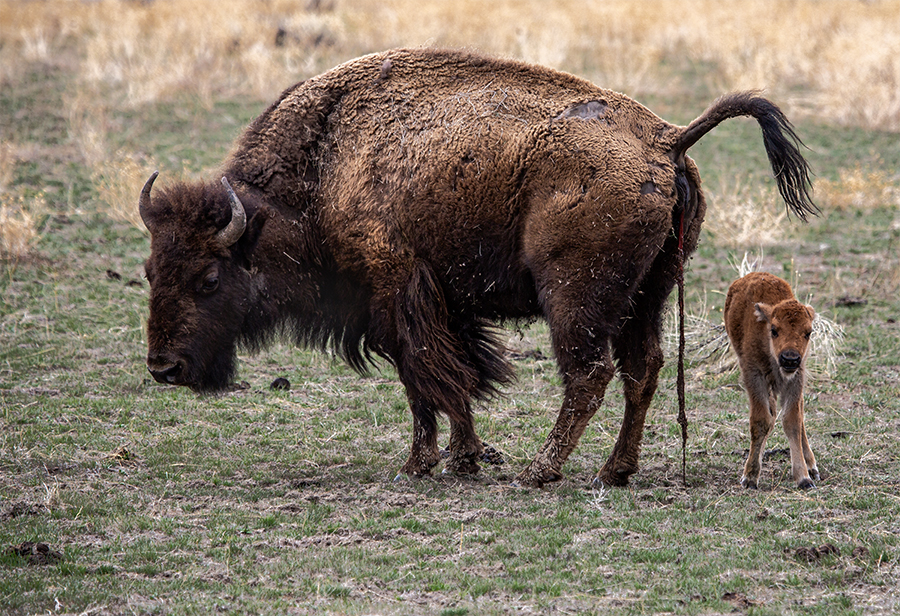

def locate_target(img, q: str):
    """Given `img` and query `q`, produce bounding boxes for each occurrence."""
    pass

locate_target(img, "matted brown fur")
[139,48,816,487]
[724,272,818,489]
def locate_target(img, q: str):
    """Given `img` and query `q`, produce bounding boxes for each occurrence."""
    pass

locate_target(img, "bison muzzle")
[139,48,816,487]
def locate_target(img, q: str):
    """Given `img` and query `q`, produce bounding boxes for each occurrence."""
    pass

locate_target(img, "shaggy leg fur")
[389,261,497,478]
[444,410,484,476]
[515,361,615,487]
[595,275,669,486]
[399,396,441,477]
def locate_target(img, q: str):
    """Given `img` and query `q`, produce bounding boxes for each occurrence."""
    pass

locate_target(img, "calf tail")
[671,91,818,220]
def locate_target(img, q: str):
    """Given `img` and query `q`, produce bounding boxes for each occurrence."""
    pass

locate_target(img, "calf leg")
[741,372,776,489]
[782,392,817,488]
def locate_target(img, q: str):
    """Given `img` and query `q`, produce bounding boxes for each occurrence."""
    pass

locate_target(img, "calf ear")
[754,302,773,323]
[805,304,816,321]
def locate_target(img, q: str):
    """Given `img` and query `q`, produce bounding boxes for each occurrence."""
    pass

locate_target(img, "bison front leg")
[782,391,818,489]
[398,396,441,478]
[444,409,484,476]
[516,357,616,487]
[741,373,776,489]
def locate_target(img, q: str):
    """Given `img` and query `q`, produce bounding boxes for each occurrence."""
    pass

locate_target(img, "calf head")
[754,299,815,377]
[140,173,268,392]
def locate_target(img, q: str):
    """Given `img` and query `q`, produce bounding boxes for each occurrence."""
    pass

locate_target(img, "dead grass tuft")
[92,152,157,234]
[702,179,787,247]
[0,191,48,260]
[814,165,900,212]
[0,145,48,260]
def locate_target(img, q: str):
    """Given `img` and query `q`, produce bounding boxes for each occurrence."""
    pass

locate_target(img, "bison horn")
[139,171,159,234]
[217,177,247,247]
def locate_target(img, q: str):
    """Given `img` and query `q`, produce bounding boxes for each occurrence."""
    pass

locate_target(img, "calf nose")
[148,358,185,385]
[779,350,802,372]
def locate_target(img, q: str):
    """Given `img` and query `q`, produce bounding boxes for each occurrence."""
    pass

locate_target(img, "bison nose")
[779,350,802,372]
[148,359,185,385]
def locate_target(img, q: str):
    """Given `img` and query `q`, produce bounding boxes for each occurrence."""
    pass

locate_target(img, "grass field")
[2,1,899,614]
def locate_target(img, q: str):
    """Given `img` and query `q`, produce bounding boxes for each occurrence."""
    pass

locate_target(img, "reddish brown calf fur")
[724,272,818,489]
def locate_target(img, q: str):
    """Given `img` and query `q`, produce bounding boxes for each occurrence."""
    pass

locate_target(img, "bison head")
[754,299,815,378]
[140,172,267,392]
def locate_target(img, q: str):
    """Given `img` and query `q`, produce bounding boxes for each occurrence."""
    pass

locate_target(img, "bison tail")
[671,91,818,221]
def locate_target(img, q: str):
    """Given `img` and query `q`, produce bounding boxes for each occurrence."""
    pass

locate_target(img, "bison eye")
[200,275,219,294]
[770,327,779,338]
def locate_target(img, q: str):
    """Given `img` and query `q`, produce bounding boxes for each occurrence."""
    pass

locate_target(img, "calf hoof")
[741,476,759,490]
[798,477,816,490]
[809,468,821,481]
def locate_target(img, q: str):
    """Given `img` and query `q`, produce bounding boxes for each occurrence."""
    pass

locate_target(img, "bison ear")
[237,207,270,255]
[754,302,773,323]
[805,304,816,321]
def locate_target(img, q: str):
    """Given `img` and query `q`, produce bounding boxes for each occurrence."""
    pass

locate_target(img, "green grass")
[2,35,899,616]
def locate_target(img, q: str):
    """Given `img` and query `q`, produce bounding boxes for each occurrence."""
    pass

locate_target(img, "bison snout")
[148,358,186,385]
[778,350,802,373]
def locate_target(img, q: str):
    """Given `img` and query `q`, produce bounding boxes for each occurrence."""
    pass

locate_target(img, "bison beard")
[139,48,816,487]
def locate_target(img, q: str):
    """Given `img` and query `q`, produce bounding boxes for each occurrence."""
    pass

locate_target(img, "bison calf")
[724,272,818,489]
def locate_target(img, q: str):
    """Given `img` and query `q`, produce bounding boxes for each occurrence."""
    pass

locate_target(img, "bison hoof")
[514,466,563,488]
[798,477,816,490]
[809,468,821,481]
[443,456,481,476]
[595,465,635,487]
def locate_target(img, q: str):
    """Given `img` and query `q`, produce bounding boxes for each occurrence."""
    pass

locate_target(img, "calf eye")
[770,327,779,338]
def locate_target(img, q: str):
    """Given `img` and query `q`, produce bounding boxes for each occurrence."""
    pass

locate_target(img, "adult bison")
[139,48,816,487]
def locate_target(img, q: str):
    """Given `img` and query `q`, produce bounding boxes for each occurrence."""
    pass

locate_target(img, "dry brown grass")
[815,165,900,212]
[1,0,898,240]
[2,0,897,126]
[701,179,788,247]
[0,144,47,260]
[0,192,48,261]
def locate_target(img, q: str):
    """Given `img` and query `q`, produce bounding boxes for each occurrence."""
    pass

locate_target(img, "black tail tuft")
[672,92,818,221]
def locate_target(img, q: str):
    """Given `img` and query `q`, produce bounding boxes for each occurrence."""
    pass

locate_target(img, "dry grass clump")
[0,193,48,261]
[92,153,158,234]
[814,166,900,212]
[0,144,47,260]
[702,179,787,248]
